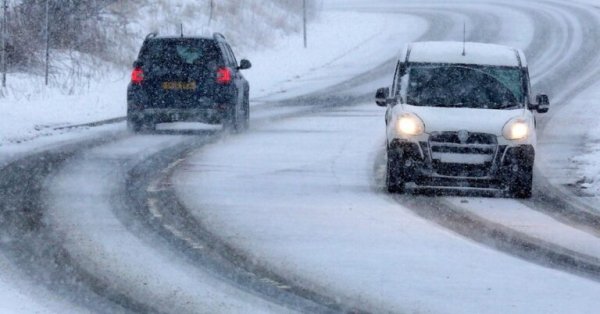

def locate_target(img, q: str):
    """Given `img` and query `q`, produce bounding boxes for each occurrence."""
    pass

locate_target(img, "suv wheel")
[223,105,239,132]
[127,118,143,133]
[145,120,156,132]
[386,149,405,193]
[128,116,156,133]
[242,96,250,131]
[509,165,533,198]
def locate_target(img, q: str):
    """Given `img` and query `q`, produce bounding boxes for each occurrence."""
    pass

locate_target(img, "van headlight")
[503,118,529,140]
[396,113,425,136]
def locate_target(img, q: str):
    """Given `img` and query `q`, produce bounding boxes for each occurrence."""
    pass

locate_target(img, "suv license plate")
[162,81,197,90]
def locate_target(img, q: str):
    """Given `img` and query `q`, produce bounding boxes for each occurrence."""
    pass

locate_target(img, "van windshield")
[405,64,525,109]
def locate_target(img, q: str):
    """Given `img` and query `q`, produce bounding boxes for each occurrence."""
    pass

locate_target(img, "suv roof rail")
[213,32,226,41]
[145,32,159,40]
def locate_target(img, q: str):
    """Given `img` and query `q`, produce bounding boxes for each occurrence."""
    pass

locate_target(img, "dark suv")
[127,32,251,132]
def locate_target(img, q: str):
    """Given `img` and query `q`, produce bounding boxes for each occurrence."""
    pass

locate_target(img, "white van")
[376,41,549,198]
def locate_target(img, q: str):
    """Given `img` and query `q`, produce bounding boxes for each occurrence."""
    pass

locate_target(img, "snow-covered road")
[172,1,600,313]
[46,134,291,313]
[1,5,427,313]
[3,0,600,313]
[174,103,600,313]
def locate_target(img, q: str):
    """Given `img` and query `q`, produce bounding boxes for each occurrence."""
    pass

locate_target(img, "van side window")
[523,68,532,104]
[394,63,406,96]
[391,62,400,96]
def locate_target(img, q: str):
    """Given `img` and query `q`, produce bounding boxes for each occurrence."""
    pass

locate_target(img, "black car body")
[127,33,251,132]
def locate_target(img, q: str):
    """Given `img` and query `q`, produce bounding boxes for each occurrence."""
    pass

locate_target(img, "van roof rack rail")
[213,32,226,41]
[145,32,159,40]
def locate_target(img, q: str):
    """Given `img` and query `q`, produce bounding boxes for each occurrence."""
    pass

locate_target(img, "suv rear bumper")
[128,107,229,124]
[127,83,238,124]
[388,139,534,189]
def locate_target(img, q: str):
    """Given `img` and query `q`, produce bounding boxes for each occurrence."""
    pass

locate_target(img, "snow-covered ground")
[543,81,600,198]
[0,253,90,314]
[45,135,287,313]
[246,12,426,100]
[538,83,600,196]
[533,0,600,202]
[173,103,600,314]
[571,129,600,194]
[0,68,127,146]
[168,1,600,313]
[0,11,419,147]
[4,0,600,313]
[0,6,425,314]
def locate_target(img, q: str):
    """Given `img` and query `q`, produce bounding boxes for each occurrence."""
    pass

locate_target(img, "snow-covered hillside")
[0,0,318,145]
[112,0,319,65]
[0,2,413,148]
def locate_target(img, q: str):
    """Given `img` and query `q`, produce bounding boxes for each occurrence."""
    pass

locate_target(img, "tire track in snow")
[122,146,352,313]
[0,135,161,314]
[94,5,492,313]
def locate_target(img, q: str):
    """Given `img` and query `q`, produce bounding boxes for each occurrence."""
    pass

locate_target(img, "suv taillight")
[131,67,144,85]
[216,67,232,85]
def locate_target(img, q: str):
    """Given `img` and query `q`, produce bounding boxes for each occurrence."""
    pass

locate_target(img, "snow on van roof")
[407,41,526,67]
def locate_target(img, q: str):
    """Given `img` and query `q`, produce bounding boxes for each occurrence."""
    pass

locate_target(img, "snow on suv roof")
[407,41,526,67]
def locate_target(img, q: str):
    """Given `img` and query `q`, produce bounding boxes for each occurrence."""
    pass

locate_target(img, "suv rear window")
[139,38,222,69]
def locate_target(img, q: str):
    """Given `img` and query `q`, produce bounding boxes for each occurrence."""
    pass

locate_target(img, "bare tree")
[7,0,116,70]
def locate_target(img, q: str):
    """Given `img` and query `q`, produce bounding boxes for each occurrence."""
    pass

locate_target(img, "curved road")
[2,0,600,313]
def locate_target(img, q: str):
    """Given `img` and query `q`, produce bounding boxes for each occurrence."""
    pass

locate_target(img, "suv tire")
[223,105,239,132]
[127,118,143,133]
[242,95,250,131]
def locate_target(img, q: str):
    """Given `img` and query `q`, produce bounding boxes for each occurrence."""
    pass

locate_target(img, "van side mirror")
[535,94,550,113]
[238,59,252,70]
[375,87,390,107]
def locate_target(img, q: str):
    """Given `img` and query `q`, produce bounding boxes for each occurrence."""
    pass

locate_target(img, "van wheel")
[386,149,405,193]
[509,166,532,198]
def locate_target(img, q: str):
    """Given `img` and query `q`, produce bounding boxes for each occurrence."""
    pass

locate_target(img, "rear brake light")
[216,67,232,85]
[131,67,144,85]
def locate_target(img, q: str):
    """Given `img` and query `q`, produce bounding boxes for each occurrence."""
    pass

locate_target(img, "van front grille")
[428,131,498,178]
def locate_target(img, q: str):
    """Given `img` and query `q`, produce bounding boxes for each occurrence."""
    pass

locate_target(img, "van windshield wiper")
[493,102,522,109]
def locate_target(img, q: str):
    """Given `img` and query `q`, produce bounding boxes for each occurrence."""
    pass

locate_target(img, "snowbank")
[555,86,600,196]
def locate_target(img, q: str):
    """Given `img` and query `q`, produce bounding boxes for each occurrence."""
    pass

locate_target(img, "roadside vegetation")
[0,0,319,94]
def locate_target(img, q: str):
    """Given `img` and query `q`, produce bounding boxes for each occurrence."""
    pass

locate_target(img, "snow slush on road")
[376,41,550,197]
